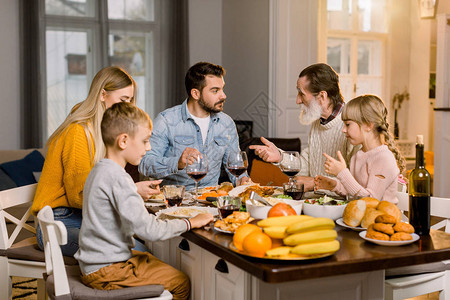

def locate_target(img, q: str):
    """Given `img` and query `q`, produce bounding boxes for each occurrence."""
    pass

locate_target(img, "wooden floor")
[407,292,440,299]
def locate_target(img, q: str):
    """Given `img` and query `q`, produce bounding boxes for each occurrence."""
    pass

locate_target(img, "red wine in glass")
[167,196,183,207]
[227,167,247,177]
[218,204,240,219]
[187,171,207,181]
[282,169,300,178]
[284,188,304,200]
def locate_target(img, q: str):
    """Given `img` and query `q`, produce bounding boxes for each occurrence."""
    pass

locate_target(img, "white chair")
[385,192,450,300]
[0,184,48,300]
[37,205,173,299]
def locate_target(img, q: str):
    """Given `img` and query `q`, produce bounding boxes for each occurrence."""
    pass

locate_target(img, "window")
[319,0,388,101]
[41,0,158,139]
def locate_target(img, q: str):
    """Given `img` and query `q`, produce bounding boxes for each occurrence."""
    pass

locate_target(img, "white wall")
[0,0,21,150]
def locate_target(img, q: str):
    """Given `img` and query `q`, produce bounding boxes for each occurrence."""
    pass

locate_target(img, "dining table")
[146,199,450,300]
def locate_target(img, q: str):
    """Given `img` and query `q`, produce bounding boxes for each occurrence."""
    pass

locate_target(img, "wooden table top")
[181,225,450,283]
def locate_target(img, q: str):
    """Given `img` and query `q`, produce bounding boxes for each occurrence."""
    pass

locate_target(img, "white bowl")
[302,202,347,220]
[245,198,302,219]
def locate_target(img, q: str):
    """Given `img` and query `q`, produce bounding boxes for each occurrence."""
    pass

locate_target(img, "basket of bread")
[341,197,418,244]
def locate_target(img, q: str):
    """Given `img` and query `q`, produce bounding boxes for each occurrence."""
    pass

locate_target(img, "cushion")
[385,261,450,278]
[33,171,42,182]
[0,150,45,186]
[0,168,17,191]
[6,241,78,265]
[46,274,165,300]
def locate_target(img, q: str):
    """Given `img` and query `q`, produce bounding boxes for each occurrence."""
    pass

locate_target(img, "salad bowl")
[303,195,348,220]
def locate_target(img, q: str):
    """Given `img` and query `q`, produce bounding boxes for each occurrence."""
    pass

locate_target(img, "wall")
[0,0,21,150]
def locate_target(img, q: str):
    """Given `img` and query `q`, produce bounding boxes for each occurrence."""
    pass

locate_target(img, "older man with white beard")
[250,63,358,191]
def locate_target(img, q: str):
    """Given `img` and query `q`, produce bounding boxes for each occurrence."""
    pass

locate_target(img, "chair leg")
[439,270,450,300]
[0,257,11,300]
[37,278,46,300]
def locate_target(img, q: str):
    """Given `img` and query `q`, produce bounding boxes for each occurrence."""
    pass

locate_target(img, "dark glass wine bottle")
[408,135,431,235]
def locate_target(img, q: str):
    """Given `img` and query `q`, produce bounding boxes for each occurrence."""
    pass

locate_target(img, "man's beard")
[298,99,323,125]
[198,95,224,113]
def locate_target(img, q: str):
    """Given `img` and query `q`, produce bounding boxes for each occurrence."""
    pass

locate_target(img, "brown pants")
[81,251,190,300]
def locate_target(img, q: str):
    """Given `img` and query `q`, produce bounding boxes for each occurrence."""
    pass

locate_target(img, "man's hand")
[323,151,346,176]
[293,176,315,191]
[249,137,281,163]
[238,176,251,186]
[189,213,214,229]
[136,179,163,200]
[178,147,201,170]
[314,175,337,191]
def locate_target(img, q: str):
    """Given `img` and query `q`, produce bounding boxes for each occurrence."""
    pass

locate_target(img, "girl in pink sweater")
[314,95,405,203]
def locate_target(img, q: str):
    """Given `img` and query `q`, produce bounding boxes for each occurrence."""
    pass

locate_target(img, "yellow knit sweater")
[31,123,94,215]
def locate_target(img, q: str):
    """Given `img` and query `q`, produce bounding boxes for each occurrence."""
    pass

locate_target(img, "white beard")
[298,99,323,125]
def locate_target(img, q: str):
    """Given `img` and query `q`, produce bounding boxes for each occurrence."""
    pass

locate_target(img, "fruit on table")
[286,217,335,234]
[242,231,272,257]
[233,224,261,251]
[283,229,337,246]
[257,215,313,227]
[265,246,293,258]
[291,240,340,256]
[267,202,296,217]
[263,226,288,239]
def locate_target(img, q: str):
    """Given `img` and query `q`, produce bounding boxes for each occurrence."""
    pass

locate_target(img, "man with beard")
[139,62,248,189]
[249,63,358,191]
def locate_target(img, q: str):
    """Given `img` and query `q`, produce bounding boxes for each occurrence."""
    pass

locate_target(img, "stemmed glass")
[279,151,301,184]
[186,153,208,204]
[227,151,248,186]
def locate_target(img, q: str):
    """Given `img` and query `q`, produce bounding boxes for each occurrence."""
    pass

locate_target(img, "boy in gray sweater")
[75,102,213,299]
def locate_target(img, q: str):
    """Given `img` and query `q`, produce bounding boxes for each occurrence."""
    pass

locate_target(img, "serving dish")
[156,206,218,218]
[335,218,365,231]
[359,231,419,246]
[303,200,347,220]
[229,242,336,261]
[212,224,234,234]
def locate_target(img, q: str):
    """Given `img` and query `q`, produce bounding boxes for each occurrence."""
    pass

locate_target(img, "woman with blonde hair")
[32,66,161,256]
[314,94,405,203]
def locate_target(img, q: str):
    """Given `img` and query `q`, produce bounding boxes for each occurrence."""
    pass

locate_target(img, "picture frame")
[419,0,438,19]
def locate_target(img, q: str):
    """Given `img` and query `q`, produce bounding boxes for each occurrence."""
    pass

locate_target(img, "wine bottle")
[408,135,431,235]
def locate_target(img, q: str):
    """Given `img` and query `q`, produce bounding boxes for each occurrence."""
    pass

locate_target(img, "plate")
[157,206,218,218]
[336,218,366,231]
[228,185,283,198]
[229,242,336,261]
[212,224,234,234]
[359,231,420,246]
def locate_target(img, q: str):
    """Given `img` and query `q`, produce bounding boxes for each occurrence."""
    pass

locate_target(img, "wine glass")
[186,153,208,204]
[279,151,301,184]
[227,151,248,186]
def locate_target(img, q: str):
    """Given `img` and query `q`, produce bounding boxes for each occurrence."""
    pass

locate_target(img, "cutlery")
[249,191,272,206]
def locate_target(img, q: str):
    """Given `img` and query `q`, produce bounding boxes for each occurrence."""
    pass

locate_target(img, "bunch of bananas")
[257,215,340,258]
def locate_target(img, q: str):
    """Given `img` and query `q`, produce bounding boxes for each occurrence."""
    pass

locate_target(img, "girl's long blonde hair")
[342,95,406,173]
[46,66,136,164]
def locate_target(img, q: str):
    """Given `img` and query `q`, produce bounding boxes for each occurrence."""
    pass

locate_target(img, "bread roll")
[377,201,402,223]
[343,200,366,227]
[360,197,380,209]
[361,208,385,229]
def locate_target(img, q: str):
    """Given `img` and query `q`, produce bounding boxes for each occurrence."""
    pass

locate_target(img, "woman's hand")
[323,151,346,176]
[189,213,214,229]
[136,179,163,200]
[249,137,282,163]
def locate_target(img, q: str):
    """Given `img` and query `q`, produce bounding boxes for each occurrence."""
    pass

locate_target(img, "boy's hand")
[323,151,346,176]
[189,213,214,229]
[249,137,282,163]
[136,179,163,200]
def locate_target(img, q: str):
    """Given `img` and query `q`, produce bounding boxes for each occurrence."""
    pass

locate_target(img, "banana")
[265,246,293,258]
[283,229,337,246]
[291,240,340,256]
[263,226,288,239]
[286,217,335,234]
[257,215,313,227]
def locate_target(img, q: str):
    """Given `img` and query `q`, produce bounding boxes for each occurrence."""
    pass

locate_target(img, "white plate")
[157,206,218,218]
[212,225,234,234]
[335,218,365,231]
[228,185,283,197]
[359,231,420,246]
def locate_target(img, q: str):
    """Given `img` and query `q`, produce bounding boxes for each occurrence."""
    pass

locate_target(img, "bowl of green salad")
[303,195,348,220]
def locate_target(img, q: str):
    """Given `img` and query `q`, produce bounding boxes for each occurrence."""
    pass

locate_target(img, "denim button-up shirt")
[139,100,246,190]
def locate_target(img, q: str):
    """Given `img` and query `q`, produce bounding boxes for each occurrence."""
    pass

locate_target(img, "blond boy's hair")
[101,102,152,147]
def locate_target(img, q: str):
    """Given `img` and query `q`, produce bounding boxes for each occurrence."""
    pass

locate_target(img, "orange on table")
[233,224,261,251]
[242,231,272,258]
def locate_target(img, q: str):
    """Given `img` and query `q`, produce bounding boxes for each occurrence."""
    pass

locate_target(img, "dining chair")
[384,192,450,300]
[37,205,173,300]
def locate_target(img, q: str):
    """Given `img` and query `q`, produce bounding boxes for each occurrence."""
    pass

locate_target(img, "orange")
[233,224,261,251]
[242,231,272,257]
